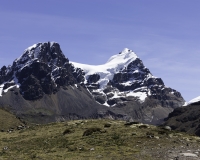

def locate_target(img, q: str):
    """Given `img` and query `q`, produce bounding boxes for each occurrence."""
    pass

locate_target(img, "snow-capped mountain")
[0,42,185,124]
[71,48,184,108]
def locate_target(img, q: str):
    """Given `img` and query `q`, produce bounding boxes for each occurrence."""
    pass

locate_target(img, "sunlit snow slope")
[188,96,200,105]
[72,48,153,89]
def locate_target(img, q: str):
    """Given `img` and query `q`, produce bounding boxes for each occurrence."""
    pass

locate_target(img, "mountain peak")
[0,41,85,99]
[13,42,67,71]
[120,48,132,54]
[25,41,58,52]
[106,48,138,64]
[16,41,61,60]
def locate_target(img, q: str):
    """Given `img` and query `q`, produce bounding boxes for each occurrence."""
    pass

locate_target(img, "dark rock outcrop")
[0,42,85,101]
[165,103,200,136]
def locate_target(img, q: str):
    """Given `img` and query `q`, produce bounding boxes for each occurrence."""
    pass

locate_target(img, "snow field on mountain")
[0,83,20,97]
[188,96,200,104]
[0,85,3,96]
[71,48,138,90]
[114,90,147,102]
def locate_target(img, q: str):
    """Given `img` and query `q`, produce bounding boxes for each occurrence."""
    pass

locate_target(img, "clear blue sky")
[0,0,200,102]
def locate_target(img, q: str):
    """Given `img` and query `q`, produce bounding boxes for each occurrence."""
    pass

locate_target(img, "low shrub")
[83,127,101,136]
[63,129,74,135]
[158,130,169,135]
[104,123,111,128]
[67,145,77,151]
[146,131,154,138]
[124,121,140,126]
[138,125,149,129]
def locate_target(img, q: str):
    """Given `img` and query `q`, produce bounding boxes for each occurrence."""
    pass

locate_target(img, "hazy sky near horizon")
[0,0,200,102]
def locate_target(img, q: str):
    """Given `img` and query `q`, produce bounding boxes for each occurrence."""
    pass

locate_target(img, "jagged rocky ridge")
[0,42,185,124]
[0,42,85,100]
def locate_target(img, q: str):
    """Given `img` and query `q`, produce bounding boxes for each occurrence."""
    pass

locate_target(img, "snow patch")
[33,46,40,58]
[0,83,20,97]
[26,43,37,51]
[4,85,19,93]
[0,84,3,96]
[180,153,198,157]
[50,41,56,47]
[188,96,200,104]
[103,102,110,107]
[126,91,147,102]
[108,90,147,103]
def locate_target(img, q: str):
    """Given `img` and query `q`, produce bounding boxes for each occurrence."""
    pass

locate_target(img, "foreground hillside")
[0,107,24,131]
[0,119,200,160]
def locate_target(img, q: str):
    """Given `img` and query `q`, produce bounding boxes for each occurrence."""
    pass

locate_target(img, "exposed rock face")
[165,102,200,136]
[0,42,85,100]
[0,43,185,124]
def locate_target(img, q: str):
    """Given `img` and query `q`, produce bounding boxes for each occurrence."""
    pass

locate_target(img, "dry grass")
[0,119,200,160]
[0,108,23,131]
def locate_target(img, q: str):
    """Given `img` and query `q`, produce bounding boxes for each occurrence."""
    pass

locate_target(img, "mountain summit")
[0,42,185,124]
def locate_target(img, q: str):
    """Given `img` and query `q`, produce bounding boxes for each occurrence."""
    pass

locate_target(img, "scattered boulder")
[146,131,154,138]
[17,125,25,130]
[163,126,172,131]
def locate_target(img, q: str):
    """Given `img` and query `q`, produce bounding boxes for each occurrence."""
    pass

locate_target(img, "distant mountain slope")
[0,42,185,124]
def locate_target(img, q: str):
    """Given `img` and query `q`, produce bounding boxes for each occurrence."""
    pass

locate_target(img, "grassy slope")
[0,119,200,160]
[0,108,23,131]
